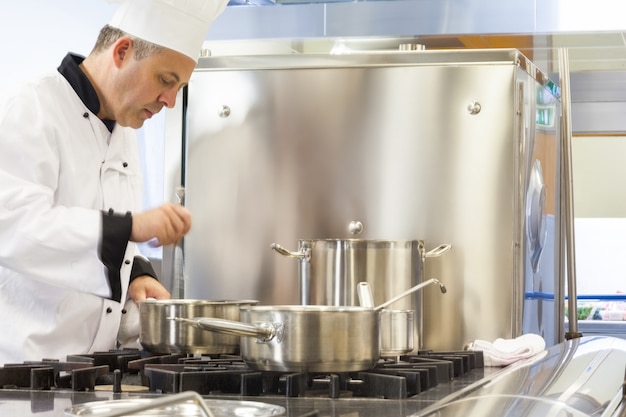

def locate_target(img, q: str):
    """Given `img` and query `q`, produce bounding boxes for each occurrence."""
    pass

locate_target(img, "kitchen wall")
[0,1,115,100]
[573,137,626,219]
[572,137,626,296]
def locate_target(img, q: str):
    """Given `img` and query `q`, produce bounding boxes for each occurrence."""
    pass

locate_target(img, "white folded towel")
[467,333,546,367]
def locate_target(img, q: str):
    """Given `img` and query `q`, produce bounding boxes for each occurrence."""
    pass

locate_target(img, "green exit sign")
[536,105,555,127]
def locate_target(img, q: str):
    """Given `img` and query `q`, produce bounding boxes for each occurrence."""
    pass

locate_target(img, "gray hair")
[91,25,164,60]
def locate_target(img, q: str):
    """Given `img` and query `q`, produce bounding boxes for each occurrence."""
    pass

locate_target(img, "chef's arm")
[101,213,171,302]
[130,256,157,282]
[101,210,131,302]
[101,203,190,301]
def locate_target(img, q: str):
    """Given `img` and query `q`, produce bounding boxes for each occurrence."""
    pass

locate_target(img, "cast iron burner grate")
[0,349,483,398]
[0,349,183,391]
[142,350,484,399]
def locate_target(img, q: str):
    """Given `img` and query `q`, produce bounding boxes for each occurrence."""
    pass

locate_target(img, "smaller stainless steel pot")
[358,280,446,356]
[138,299,258,354]
[380,309,414,357]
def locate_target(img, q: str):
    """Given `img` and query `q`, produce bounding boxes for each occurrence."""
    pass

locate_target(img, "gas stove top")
[0,368,493,417]
[0,337,626,417]
[5,337,624,417]
[0,349,493,416]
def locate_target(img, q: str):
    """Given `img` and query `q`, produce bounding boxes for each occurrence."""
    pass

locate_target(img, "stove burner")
[0,361,109,391]
[0,349,182,392]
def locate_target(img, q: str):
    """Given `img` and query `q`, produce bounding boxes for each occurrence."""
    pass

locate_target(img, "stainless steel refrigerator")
[162,40,563,350]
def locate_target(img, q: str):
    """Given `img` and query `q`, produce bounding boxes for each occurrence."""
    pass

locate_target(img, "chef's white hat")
[108,0,229,62]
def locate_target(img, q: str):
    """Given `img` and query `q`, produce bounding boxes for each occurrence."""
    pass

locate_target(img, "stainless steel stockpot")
[175,305,381,373]
[138,299,258,354]
[271,239,450,309]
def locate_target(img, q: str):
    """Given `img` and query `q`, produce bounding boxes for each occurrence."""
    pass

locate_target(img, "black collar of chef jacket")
[57,53,116,133]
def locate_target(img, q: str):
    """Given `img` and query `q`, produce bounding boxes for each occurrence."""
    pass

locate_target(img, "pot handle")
[422,243,451,261]
[270,243,308,259]
[171,317,281,343]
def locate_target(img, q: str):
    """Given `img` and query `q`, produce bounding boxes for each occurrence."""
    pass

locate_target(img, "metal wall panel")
[177,50,563,350]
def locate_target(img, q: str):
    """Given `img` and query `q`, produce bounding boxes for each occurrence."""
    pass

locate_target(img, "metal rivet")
[348,220,364,235]
[467,101,481,115]
[218,105,231,118]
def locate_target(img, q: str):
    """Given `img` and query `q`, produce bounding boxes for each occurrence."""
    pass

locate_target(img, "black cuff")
[100,210,131,302]
[130,256,158,283]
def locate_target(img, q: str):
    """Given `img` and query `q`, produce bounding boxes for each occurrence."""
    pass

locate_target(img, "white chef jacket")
[0,54,151,365]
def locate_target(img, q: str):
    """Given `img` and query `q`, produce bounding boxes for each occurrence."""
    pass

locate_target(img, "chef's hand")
[130,202,191,246]
[128,276,171,301]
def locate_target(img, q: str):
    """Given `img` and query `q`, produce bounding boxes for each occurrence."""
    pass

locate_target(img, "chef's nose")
[159,87,178,108]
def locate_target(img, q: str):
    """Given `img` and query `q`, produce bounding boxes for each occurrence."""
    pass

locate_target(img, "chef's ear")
[112,37,132,67]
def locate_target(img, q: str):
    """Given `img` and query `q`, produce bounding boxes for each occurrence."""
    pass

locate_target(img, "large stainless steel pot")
[271,239,450,308]
[138,299,258,354]
[271,238,450,351]
[176,305,380,372]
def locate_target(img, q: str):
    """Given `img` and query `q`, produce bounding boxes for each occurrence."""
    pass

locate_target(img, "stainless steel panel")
[179,49,562,350]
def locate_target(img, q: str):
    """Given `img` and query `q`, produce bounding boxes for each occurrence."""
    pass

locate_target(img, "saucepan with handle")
[358,280,447,357]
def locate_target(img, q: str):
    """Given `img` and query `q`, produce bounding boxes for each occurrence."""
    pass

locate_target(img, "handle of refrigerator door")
[559,48,582,341]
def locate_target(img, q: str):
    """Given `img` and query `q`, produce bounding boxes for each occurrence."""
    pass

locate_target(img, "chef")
[0,0,228,365]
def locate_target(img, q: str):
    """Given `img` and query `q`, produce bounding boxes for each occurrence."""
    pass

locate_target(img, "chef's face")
[113,42,196,128]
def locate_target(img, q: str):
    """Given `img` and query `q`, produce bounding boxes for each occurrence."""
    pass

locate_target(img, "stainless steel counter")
[415,335,626,417]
